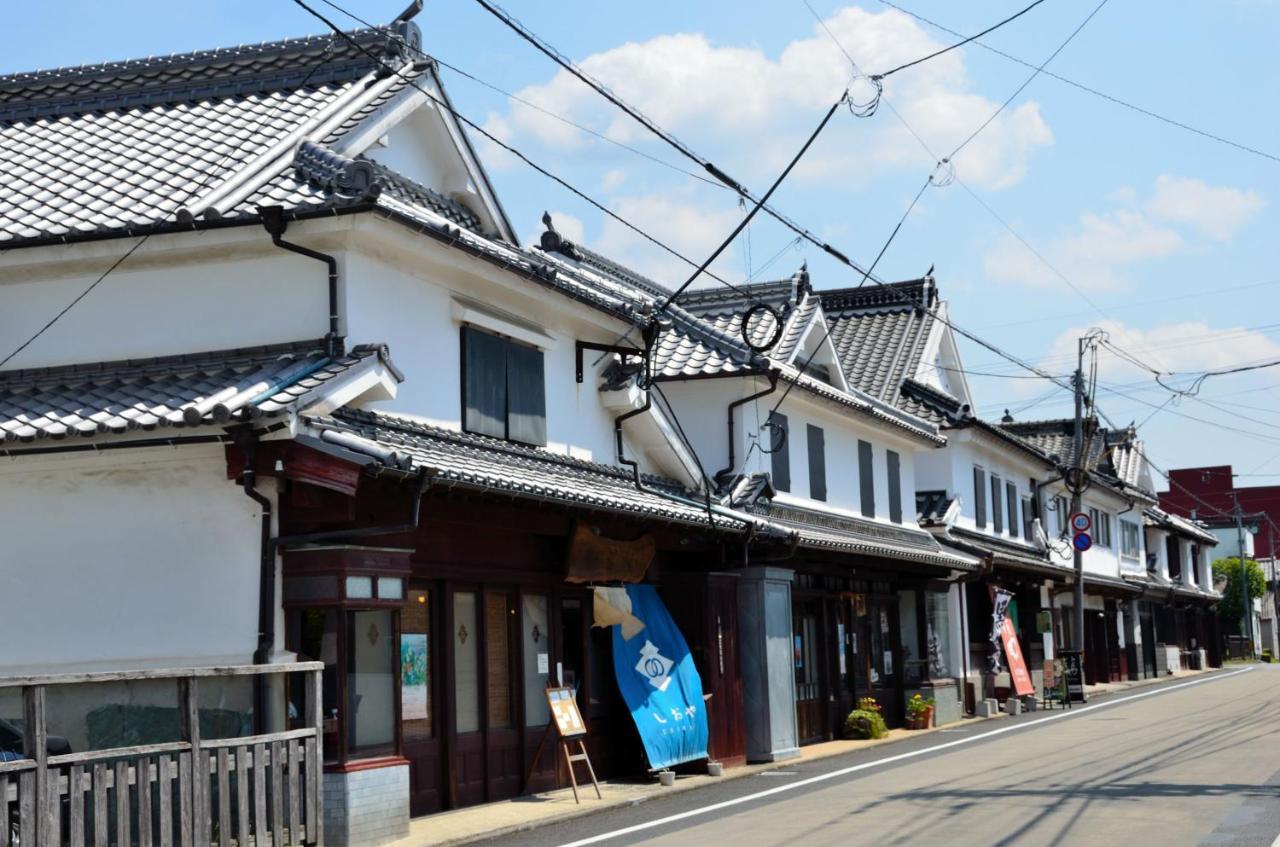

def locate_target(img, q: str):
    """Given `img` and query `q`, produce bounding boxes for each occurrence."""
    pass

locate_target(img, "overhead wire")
[468,0,884,282]
[870,0,1050,81]
[293,0,778,308]
[877,0,1280,167]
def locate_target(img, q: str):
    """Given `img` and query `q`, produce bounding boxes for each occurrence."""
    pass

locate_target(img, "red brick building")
[1159,466,1280,560]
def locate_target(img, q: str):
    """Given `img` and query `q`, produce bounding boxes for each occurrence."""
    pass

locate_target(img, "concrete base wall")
[907,681,962,726]
[738,567,800,763]
[323,764,410,847]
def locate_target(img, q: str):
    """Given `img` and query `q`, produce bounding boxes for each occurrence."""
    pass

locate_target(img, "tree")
[1212,556,1266,634]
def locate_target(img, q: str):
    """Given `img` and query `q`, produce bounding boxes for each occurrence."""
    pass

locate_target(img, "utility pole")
[1232,490,1253,658]
[1071,337,1086,653]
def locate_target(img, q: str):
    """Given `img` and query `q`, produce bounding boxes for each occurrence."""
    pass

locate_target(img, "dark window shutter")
[1022,497,1034,539]
[1006,483,1016,536]
[769,412,790,493]
[806,425,826,501]
[887,450,902,524]
[462,326,507,439]
[858,440,875,518]
[974,468,987,528]
[991,476,1003,534]
[505,340,546,446]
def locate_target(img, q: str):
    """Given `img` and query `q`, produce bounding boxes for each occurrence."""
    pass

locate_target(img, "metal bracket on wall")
[575,340,645,383]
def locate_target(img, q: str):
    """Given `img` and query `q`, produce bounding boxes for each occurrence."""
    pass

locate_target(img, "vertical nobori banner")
[989,588,1014,674]
[610,584,709,770]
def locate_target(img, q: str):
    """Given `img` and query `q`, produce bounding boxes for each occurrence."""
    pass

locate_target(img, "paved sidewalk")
[393,667,1214,847]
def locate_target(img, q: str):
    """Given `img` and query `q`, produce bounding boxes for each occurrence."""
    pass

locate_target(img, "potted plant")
[905,694,935,729]
[844,696,888,740]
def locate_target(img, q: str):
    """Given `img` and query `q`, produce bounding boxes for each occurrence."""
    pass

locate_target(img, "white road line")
[559,668,1255,847]
[1270,828,1280,847]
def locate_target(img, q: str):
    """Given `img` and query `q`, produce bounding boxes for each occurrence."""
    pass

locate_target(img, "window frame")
[973,467,987,529]
[1120,519,1141,559]
[460,325,547,446]
[990,475,1004,534]
[886,449,902,524]
[858,440,875,518]
[1005,482,1019,540]
[806,424,827,502]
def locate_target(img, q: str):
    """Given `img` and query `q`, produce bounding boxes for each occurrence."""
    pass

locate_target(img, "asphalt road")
[479,666,1280,847]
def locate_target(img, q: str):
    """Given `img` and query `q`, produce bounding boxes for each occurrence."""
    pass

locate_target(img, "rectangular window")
[1054,496,1068,537]
[858,440,875,518]
[1021,497,1034,540]
[461,325,546,445]
[991,476,1004,534]
[453,591,480,734]
[1006,482,1019,539]
[769,412,790,493]
[1089,508,1112,547]
[1101,513,1112,547]
[974,468,987,528]
[806,424,827,501]
[348,609,396,754]
[522,594,551,727]
[1120,520,1140,558]
[887,450,902,524]
[401,588,433,741]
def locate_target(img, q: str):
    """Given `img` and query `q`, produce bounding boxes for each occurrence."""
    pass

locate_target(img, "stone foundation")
[323,763,410,847]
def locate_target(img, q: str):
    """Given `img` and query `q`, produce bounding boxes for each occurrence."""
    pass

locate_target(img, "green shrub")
[844,708,888,740]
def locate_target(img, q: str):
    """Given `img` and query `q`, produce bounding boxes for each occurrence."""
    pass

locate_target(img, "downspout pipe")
[713,371,778,484]
[238,433,276,731]
[258,205,343,358]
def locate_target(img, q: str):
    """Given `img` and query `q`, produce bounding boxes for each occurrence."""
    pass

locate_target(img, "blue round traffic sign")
[1072,532,1092,552]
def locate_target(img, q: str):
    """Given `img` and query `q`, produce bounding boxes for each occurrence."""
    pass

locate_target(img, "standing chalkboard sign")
[1060,649,1086,703]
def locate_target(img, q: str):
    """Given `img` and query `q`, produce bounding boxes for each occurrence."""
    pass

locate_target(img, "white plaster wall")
[1041,483,1139,578]
[943,435,1049,554]
[0,445,267,674]
[0,234,327,372]
[342,239,631,465]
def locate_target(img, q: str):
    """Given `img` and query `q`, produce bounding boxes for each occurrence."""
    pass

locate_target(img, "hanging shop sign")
[565,521,656,583]
[610,584,709,771]
[999,618,1035,697]
[988,588,1014,674]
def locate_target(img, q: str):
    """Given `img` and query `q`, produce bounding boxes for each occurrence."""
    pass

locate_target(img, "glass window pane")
[899,590,921,685]
[453,592,480,734]
[286,608,339,761]
[522,594,551,727]
[348,610,395,754]
[926,590,952,678]
[401,588,432,740]
[378,577,404,600]
[484,593,513,730]
[345,576,372,600]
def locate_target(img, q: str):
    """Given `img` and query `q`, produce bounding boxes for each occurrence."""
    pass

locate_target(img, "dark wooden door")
[1140,605,1157,678]
[403,584,443,816]
[482,590,522,801]
[704,576,745,767]
[859,596,903,727]
[827,597,856,738]
[450,588,486,807]
[793,599,824,744]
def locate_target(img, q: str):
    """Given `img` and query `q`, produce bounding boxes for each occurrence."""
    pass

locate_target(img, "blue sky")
[5,0,1279,483]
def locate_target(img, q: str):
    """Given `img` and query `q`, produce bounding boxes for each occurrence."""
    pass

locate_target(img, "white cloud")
[497,7,1053,191]
[984,174,1263,292]
[1145,174,1264,241]
[592,190,745,286]
[601,169,628,192]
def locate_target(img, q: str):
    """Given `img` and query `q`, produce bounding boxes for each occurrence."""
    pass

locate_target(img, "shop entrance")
[792,599,824,744]
[855,593,902,726]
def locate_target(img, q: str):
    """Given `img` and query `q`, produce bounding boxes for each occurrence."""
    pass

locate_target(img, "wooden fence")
[1,663,324,847]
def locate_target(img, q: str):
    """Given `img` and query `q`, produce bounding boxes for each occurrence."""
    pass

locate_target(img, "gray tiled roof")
[304,408,754,531]
[821,279,936,402]
[0,25,434,246]
[0,340,394,444]
[997,419,1156,498]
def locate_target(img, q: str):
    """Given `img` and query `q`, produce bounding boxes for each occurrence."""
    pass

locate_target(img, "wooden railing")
[1,663,324,847]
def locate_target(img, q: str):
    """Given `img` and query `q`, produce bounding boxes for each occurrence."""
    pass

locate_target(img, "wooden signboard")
[525,687,600,803]
[547,686,587,738]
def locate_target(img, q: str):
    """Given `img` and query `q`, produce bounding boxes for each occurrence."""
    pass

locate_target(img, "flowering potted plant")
[905,694,935,729]
[844,696,888,740]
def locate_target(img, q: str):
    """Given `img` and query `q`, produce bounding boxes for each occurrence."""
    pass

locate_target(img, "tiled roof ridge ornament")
[539,211,582,260]
[294,141,383,200]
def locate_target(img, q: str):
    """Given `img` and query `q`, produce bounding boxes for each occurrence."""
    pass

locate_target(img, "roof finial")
[1001,408,1014,423]
[539,211,579,259]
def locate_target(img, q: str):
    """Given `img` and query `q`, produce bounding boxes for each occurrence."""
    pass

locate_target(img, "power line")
[871,0,1050,80]
[1,37,343,369]
[944,0,1111,163]
[293,0,776,307]
[878,0,1280,167]
[660,91,849,310]
[467,0,883,282]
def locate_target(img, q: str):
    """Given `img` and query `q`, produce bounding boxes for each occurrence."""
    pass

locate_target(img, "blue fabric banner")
[611,584,709,770]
